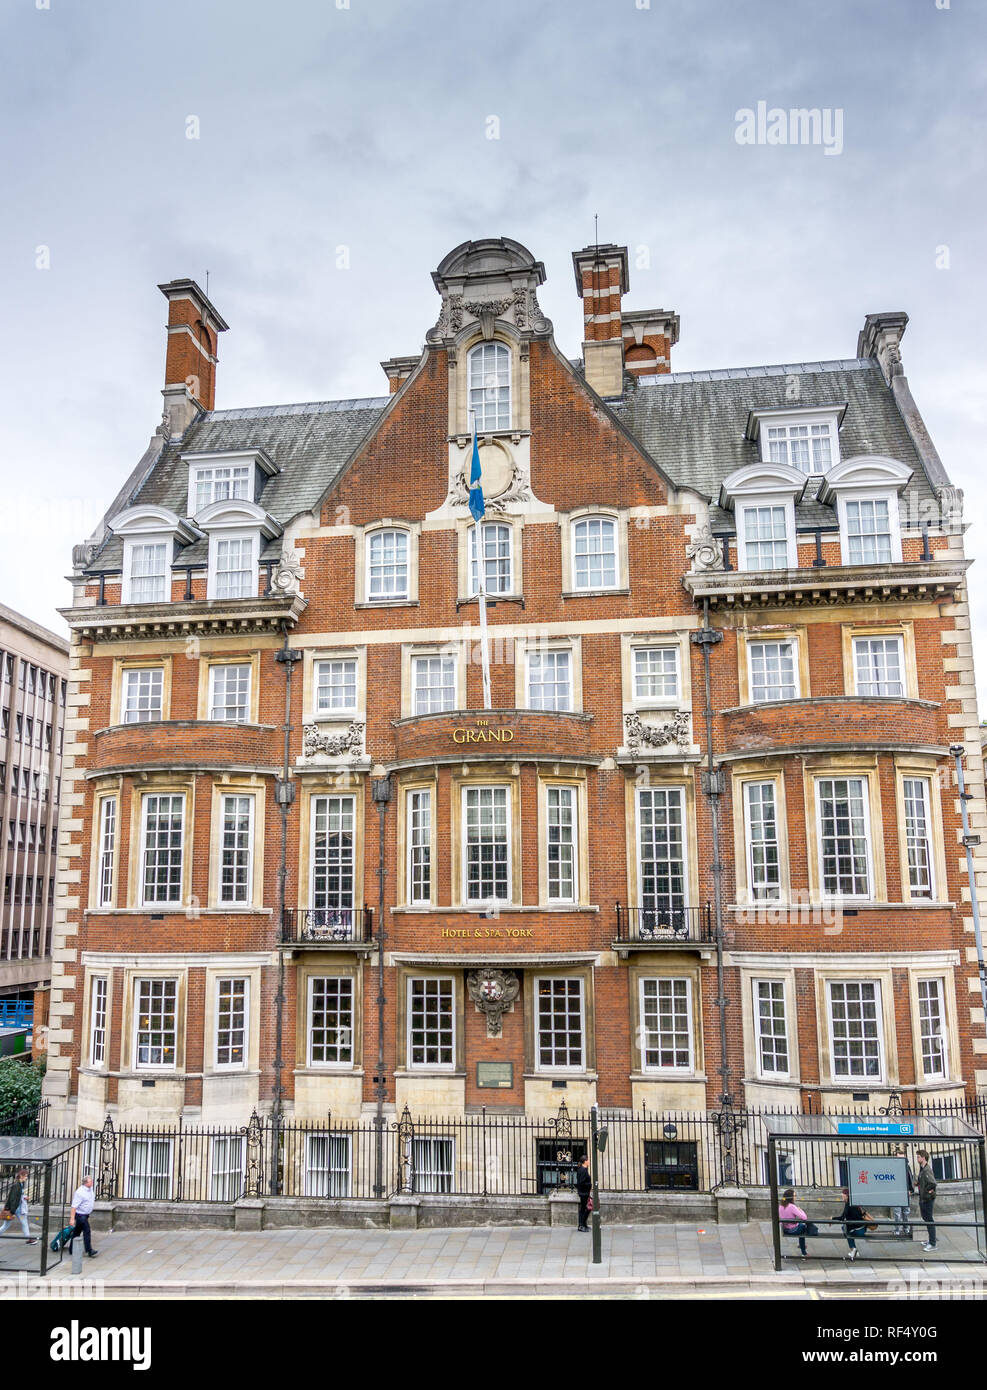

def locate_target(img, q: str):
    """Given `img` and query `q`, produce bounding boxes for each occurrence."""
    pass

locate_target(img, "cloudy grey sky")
[2,0,985,696]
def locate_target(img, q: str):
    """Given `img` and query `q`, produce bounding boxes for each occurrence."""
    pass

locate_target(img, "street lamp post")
[590,1105,608,1266]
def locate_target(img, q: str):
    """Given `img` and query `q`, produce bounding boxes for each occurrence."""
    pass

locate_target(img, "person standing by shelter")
[916,1150,937,1252]
[891,1146,914,1238]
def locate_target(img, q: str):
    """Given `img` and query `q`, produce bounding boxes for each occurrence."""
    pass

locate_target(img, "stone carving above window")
[623,710,691,753]
[302,721,365,759]
[686,523,723,573]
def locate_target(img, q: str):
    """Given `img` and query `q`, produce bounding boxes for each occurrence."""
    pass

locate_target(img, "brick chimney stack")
[572,243,629,398]
[157,279,229,433]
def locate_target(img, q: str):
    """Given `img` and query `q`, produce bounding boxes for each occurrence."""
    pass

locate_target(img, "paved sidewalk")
[8,1218,983,1298]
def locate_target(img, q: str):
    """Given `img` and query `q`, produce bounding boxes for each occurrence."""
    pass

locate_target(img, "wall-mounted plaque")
[476,1061,514,1089]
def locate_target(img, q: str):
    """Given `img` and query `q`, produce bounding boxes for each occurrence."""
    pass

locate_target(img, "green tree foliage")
[0,1056,45,1128]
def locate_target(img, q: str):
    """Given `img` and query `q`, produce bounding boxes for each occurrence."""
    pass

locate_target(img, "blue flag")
[468,427,485,522]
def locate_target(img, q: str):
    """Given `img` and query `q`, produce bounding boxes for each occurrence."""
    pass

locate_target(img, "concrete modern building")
[0,603,69,1010]
[42,241,986,1162]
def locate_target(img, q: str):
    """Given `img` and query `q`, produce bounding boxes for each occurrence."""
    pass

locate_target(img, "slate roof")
[84,355,941,572]
[610,358,936,535]
[88,397,388,570]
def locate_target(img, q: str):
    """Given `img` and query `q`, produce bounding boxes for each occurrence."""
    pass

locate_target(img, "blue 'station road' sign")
[836,1121,915,1136]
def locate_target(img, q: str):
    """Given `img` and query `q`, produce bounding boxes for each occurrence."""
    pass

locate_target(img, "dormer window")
[109,505,199,605]
[129,542,169,602]
[719,462,804,573]
[747,407,845,475]
[817,456,912,568]
[182,449,279,521]
[195,499,282,602]
[191,463,252,514]
[468,342,511,431]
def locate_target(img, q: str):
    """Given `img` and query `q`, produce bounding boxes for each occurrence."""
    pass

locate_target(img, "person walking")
[575,1155,592,1233]
[891,1146,914,1238]
[0,1168,37,1246]
[916,1150,937,1252]
[777,1187,816,1256]
[68,1174,98,1259]
[840,1187,868,1262]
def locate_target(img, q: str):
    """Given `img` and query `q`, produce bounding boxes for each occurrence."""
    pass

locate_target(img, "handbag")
[0,1210,11,1221]
[864,1211,879,1233]
[587,1197,594,1211]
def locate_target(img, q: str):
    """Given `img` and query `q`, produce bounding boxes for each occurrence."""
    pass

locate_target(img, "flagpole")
[469,412,493,711]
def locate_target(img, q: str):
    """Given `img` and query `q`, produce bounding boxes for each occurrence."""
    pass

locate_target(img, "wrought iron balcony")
[613,902,714,947]
[280,907,373,946]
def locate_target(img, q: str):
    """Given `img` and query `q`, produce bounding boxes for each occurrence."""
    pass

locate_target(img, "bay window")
[816,777,871,898]
[134,978,179,1070]
[903,777,934,900]
[546,785,576,902]
[463,786,510,902]
[140,794,184,906]
[407,788,431,904]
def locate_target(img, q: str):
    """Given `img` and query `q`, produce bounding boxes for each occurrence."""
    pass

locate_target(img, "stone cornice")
[683,558,968,609]
[58,593,307,641]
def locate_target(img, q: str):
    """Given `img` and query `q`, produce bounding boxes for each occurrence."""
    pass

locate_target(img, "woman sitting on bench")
[778,1187,817,1256]
[840,1187,869,1262]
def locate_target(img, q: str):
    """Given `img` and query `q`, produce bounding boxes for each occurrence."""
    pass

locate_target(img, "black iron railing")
[614,902,714,944]
[281,907,373,944]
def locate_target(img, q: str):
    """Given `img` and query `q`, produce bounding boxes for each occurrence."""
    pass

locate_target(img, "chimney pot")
[157,278,229,418]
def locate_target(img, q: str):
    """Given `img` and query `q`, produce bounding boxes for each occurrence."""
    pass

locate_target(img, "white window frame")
[743,781,782,902]
[738,497,797,572]
[412,654,457,715]
[747,639,799,703]
[122,535,170,605]
[139,793,185,908]
[407,976,456,1071]
[545,784,578,904]
[214,977,249,1071]
[122,667,164,724]
[827,979,885,1082]
[632,645,680,707]
[89,975,108,1069]
[526,647,573,712]
[366,528,410,601]
[837,490,902,566]
[208,663,252,722]
[852,635,905,697]
[304,1133,352,1197]
[133,977,179,1072]
[467,341,511,432]
[917,977,948,1081]
[187,462,252,517]
[815,776,873,901]
[534,976,585,1073]
[639,976,694,1073]
[752,978,790,1079]
[210,1136,246,1201]
[406,787,432,905]
[97,795,116,908]
[314,657,359,718]
[310,794,356,913]
[759,413,840,474]
[570,515,619,592]
[469,521,513,596]
[903,776,935,901]
[636,785,687,916]
[125,1136,174,1199]
[307,975,355,1068]
[462,785,511,904]
[218,794,254,906]
[207,529,259,601]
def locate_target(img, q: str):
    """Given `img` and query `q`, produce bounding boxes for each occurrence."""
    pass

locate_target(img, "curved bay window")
[467,342,511,431]
[464,785,510,903]
[311,794,355,935]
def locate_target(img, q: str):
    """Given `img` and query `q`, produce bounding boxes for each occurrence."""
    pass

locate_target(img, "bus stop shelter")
[0,1135,86,1276]
[765,1113,987,1271]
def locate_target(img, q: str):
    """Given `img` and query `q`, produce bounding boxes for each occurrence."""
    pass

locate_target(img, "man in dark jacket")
[891,1146,914,1238]
[0,1168,36,1244]
[916,1150,937,1251]
[575,1156,592,1232]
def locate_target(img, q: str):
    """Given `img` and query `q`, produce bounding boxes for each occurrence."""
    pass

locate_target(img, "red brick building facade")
[44,239,986,1152]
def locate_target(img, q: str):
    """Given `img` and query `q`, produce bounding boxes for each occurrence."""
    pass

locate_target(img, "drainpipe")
[691,599,736,1180]
[371,773,392,1198]
[272,626,301,1174]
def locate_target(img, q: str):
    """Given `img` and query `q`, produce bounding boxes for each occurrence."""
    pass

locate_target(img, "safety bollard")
[71,1234,83,1276]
